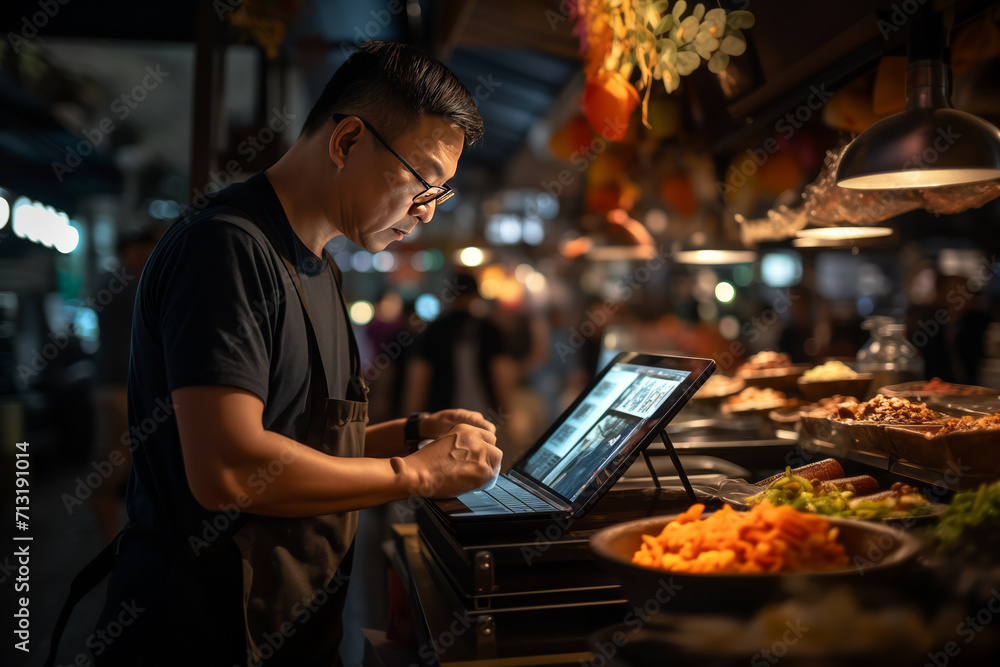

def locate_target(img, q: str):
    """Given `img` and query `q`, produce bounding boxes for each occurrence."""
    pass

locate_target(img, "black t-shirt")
[125,172,351,537]
[93,268,140,385]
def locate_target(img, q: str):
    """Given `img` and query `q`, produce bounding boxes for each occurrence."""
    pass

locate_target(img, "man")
[55,42,501,667]
[404,272,517,418]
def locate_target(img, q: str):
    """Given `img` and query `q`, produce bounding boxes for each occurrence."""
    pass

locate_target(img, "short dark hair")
[300,41,483,145]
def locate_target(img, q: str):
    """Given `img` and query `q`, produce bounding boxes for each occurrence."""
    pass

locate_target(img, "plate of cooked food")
[690,373,746,406]
[735,352,810,391]
[721,386,799,417]
[796,361,873,402]
[715,458,945,523]
[589,499,922,614]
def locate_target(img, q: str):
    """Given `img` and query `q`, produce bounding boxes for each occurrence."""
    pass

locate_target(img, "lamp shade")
[836,107,1000,189]
[795,226,894,240]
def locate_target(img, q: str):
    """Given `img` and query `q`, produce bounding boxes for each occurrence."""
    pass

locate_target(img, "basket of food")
[796,361,873,402]
[830,394,946,457]
[736,352,809,391]
[886,411,1000,478]
[797,396,862,450]
[589,501,922,615]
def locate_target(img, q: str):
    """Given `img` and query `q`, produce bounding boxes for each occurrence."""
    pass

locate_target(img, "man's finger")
[479,429,497,446]
[453,409,494,432]
[487,445,503,471]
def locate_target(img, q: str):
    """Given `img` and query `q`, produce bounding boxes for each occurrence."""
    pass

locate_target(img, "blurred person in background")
[910,273,992,384]
[404,272,517,431]
[91,228,155,541]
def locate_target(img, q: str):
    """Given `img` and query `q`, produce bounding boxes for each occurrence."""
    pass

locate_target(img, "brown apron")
[225,207,370,666]
[46,205,369,667]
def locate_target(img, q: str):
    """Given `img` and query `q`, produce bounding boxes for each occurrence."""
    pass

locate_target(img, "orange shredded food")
[631,502,849,574]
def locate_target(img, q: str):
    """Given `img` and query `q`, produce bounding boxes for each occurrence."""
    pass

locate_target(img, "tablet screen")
[521,362,693,502]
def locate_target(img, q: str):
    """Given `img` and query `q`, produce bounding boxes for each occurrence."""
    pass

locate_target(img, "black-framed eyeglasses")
[333,114,455,206]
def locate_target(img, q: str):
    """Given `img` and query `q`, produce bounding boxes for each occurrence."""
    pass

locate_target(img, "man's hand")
[420,409,496,439]
[394,423,501,498]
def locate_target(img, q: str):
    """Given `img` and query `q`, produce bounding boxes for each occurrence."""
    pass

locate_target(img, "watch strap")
[405,412,428,453]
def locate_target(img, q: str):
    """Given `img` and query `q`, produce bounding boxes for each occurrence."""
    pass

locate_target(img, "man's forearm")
[364,418,407,458]
[193,428,416,517]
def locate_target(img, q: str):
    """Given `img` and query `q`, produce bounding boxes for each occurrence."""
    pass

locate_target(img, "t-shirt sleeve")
[158,219,278,403]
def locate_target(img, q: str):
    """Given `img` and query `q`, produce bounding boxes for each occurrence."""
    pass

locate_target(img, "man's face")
[341,114,465,252]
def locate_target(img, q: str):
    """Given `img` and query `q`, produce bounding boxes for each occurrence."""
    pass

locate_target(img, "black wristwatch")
[404,412,429,454]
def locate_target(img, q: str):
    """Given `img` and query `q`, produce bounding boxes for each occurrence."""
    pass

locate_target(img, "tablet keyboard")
[459,476,560,514]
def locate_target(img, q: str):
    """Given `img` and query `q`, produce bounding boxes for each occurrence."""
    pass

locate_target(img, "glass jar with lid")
[856,315,895,370]
[864,322,926,391]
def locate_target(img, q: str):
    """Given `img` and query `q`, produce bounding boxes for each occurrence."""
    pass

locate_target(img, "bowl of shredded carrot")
[590,501,922,614]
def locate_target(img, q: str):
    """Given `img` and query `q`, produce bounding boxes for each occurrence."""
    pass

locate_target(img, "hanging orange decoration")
[573,0,755,139]
[583,71,641,141]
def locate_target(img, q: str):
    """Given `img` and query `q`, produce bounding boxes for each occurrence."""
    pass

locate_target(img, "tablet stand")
[641,430,698,502]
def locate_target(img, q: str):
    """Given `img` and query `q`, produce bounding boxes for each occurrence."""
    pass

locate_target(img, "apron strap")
[44,530,126,667]
[210,202,368,404]
[328,256,369,401]
[212,209,332,443]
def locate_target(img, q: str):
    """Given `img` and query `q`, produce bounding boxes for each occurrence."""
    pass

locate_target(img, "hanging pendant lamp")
[836,12,1000,189]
